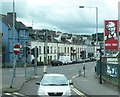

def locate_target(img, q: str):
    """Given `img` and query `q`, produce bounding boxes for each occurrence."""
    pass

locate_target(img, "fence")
[96,57,120,86]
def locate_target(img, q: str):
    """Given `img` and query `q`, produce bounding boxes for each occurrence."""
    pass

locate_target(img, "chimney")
[7,12,16,22]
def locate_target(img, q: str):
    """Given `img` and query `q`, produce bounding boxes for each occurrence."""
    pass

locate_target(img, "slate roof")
[1,13,27,31]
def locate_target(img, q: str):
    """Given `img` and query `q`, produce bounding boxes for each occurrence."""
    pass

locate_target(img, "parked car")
[36,73,73,96]
[51,59,63,66]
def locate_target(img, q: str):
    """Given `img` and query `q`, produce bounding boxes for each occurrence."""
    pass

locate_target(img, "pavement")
[1,66,44,96]
[1,64,120,97]
[72,64,119,97]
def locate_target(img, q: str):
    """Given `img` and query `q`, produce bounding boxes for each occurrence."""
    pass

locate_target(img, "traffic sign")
[13,44,20,55]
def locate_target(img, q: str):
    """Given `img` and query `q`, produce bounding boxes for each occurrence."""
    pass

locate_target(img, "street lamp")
[79,6,98,45]
[79,6,98,78]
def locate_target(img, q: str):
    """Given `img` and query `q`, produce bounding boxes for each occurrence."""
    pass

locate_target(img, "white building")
[29,29,96,65]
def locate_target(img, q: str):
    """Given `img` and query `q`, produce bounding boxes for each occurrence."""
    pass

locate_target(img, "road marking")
[13,92,25,96]
[70,74,87,97]
[72,74,79,79]
[71,85,87,97]
[5,93,12,95]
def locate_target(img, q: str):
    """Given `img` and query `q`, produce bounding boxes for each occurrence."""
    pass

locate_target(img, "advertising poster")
[104,20,119,50]
[107,64,118,77]
[107,58,118,77]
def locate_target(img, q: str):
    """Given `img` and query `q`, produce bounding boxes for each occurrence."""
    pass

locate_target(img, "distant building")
[29,29,95,64]
[0,12,29,66]
[0,12,97,66]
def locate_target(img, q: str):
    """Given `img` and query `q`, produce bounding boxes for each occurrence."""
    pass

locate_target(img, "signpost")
[13,44,20,55]
[10,43,20,88]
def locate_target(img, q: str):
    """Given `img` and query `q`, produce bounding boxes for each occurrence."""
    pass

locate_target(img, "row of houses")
[0,12,97,67]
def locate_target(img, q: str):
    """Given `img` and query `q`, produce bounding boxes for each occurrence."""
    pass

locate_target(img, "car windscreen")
[40,76,68,86]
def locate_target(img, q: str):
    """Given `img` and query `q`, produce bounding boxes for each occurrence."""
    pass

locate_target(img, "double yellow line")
[71,85,87,97]
[69,75,87,97]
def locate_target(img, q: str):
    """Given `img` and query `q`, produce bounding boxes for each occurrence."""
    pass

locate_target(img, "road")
[2,61,118,96]
[18,62,95,96]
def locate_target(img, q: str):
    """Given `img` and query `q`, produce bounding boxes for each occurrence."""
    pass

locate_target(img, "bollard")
[79,70,81,77]
[43,66,47,74]
[83,65,85,77]
[94,66,96,72]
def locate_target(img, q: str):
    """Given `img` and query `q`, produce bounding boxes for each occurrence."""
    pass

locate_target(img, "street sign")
[13,44,20,55]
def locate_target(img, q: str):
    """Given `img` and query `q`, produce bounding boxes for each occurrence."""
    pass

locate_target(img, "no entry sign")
[13,44,20,55]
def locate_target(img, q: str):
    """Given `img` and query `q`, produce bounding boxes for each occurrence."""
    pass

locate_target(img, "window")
[54,55,56,59]
[51,46,52,54]
[47,46,49,54]
[65,47,66,53]
[68,47,69,53]
[44,46,45,54]
[58,47,60,53]
[39,46,41,54]
[40,56,41,61]
[54,47,56,53]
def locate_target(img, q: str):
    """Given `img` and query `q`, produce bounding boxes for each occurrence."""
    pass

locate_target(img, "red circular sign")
[13,44,20,55]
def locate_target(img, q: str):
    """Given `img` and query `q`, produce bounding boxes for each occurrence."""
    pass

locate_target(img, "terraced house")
[1,12,96,67]
[29,29,95,65]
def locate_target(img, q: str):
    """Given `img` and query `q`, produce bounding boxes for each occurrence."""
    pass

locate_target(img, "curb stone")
[2,76,38,93]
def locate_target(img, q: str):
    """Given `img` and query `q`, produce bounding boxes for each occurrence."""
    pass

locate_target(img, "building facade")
[0,13,29,66]
[1,12,96,66]
[29,29,95,65]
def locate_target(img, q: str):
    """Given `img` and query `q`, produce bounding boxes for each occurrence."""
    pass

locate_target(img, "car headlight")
[38,90,46,95]
[64,90,71,96]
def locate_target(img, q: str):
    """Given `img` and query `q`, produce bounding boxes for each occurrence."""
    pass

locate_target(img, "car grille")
[48,92,63,96]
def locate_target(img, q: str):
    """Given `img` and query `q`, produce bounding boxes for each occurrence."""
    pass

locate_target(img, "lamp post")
[79,6,98,78]
[79,6,98,45]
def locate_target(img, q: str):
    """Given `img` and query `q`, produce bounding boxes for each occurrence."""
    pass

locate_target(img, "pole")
[96,7,98,45]
[99,43,102,84]
[34,32,38,76]
[118,55,120,97]
[10,0,16,88]
[43,30,48,74]
[13,0,16,56]
[34,46,37,75]
[10,55,17,88]
[83,50,86,77]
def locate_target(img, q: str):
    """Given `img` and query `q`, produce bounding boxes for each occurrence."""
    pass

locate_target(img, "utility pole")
[10,0,16,88]
[34,46,37,75]
[99,43,102,84]
[43,29,48,74]
[34,31,38,76]
[83,50,86,77]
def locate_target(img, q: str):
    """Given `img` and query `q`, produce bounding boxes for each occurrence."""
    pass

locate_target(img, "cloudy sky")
[1,0,120,35]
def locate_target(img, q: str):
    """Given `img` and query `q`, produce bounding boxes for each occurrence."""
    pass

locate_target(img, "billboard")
[107,58,118,77]
[104,20,119,50]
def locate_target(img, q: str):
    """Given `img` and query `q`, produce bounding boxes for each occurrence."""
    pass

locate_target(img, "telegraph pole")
[99,43,102,84]
[10,0,16,88]
[34,31,38,76]
[43,29,48,74]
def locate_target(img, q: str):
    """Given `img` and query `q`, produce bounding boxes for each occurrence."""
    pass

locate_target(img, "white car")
[36,73,73,96]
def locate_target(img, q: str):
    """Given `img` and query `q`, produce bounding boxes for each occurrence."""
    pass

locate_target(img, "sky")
[1,0,120,35]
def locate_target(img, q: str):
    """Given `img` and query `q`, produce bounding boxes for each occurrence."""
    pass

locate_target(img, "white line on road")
[13,92,25,96]
[5,93,12,95]
[72,74,79,79]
